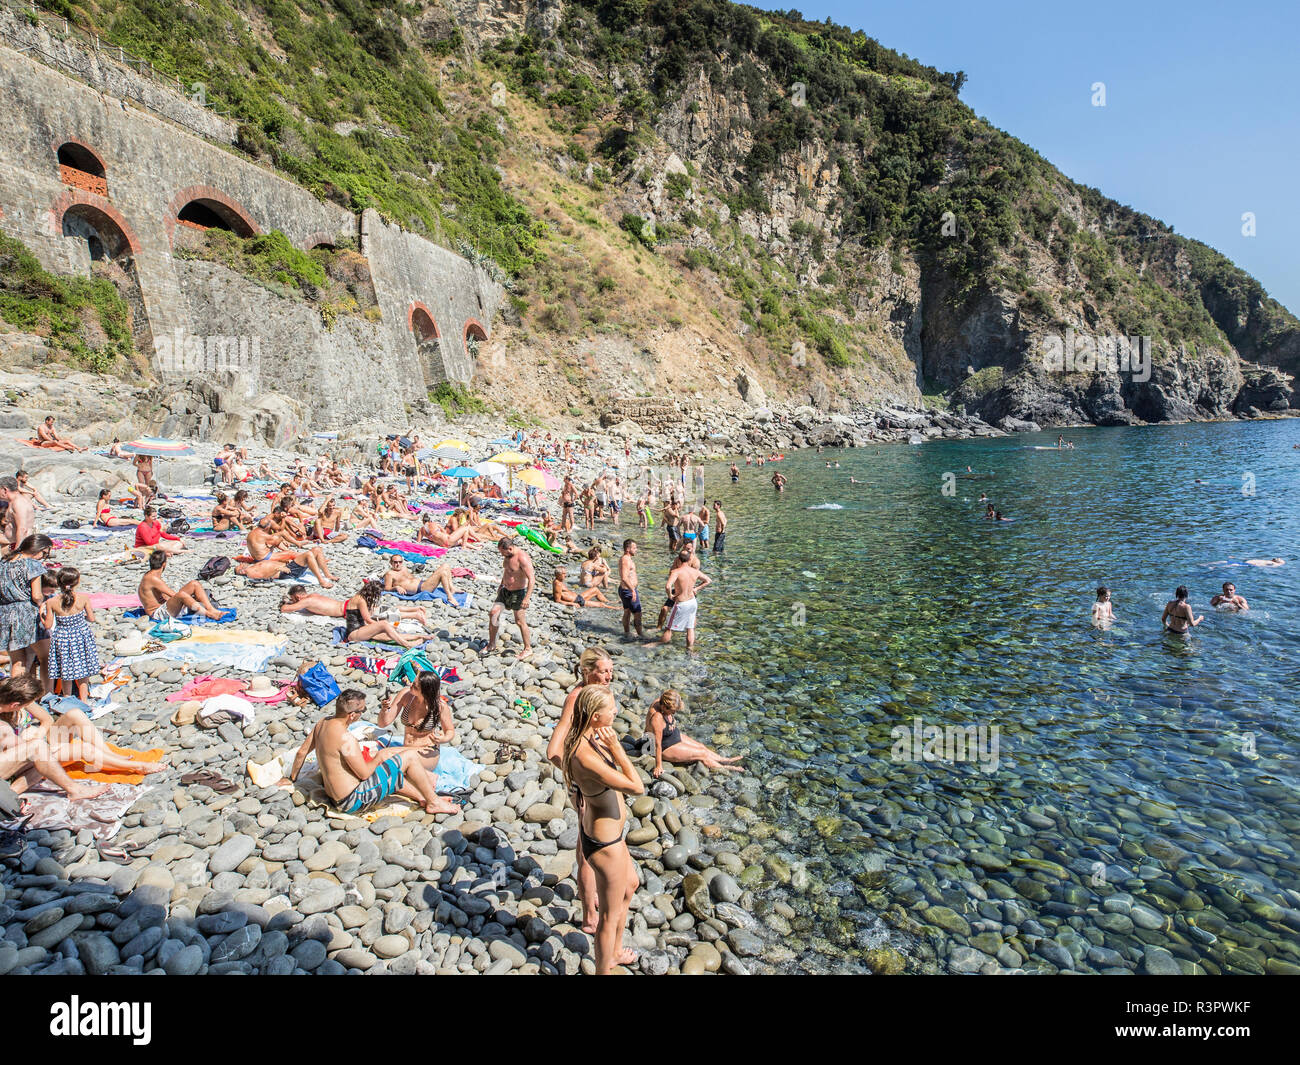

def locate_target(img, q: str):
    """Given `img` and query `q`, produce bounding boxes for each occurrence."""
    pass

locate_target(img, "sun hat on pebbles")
[169,700,202,727]
[246,675,278,697]
[113,632,147,657]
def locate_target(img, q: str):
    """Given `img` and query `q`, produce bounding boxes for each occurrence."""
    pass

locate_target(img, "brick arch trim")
[408,301,441,339]
[463,318,488,344]
[163,184,260,246]
[51,136,108,175]
[303,230,337,250]
[50,190,141,255]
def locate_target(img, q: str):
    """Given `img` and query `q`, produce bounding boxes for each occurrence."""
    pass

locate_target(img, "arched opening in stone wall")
[61,202,131,262]
[177,198,257,236]
[463,319,488,360]
[56,142,108,196]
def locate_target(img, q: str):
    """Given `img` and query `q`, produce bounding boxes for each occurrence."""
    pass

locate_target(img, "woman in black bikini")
[341,581,426,647]
[378,671,456,787]
[562,685,643,974]
[646,689,743,777]
[547,647,612,933]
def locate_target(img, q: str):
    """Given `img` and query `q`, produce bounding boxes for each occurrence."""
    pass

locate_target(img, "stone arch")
[52,191,141,260]
[304,231,337,251]
[54,139,108,197]
[164,185,259,245]
[463,319,488,346]
[409,302,441,343]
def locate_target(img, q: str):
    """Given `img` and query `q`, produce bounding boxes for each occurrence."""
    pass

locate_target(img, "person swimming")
[1161,586,1203,633]
[1210,582,1248,610]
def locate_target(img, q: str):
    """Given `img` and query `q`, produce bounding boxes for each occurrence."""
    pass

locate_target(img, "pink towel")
[90,593,142,609]
[371,537,447,558]
[165,675,247,702]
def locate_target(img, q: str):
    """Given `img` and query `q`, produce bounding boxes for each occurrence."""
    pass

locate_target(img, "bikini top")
[572,735,619,799]
[399,694,440,734]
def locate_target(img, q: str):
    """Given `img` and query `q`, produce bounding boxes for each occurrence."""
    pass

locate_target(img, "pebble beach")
[0,425,774,977]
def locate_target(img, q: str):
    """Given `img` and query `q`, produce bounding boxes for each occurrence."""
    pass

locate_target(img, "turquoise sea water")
[628,420,1300,973]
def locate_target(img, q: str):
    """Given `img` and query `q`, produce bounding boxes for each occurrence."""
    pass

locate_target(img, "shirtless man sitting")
[1210,581,1249,611]
[282,689,457,815]
[382,555,461,604]
[35,416,82,452]
[0,477,34,553]
[240,519,336,587]
[13,471,48,510]
[553,567,613,608]
[137,550,225,620]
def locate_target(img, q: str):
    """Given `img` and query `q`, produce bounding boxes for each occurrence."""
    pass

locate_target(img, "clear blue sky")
[750,0,1300,314]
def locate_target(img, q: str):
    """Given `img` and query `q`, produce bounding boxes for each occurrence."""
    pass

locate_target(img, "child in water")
[1092,586,1115,626]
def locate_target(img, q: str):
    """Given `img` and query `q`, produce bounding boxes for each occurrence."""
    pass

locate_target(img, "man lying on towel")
[138,550,226,621]
[282,689,457,815]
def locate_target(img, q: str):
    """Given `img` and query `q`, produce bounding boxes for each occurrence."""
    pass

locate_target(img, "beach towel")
[375,735,484,792]
[359,533,448,558]
[165,675,247,702]
[43,526,115,541]
[63,743,165,785]
[17,781,143,842]
[40,692,119,722]
[89,593,141,610]
[125,606,238,624]
[385,588,473,608]
[133,630,286,673]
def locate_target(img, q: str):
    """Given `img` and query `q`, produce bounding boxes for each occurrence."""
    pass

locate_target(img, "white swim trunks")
[667,598,698,632]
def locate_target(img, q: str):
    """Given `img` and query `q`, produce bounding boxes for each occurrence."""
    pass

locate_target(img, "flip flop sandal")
[96,842,137,865]
[179,769,218,786]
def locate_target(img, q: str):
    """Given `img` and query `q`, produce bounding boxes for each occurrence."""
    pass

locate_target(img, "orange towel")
[64,743,165,785]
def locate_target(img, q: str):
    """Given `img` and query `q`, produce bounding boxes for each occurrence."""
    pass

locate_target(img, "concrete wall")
[364,209,505,385]
[0,35,503,424]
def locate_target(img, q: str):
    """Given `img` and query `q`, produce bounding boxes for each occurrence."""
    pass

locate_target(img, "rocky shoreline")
[0,431,781,976]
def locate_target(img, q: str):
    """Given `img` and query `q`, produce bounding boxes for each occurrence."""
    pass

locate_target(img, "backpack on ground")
[198,555,231,581]
[167,518,191,534]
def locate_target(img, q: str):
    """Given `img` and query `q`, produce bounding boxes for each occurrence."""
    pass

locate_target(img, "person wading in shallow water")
[1161,586,1203,633]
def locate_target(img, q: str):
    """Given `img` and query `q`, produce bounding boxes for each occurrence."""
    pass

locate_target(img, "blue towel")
[376,736,484,793]
[124,607,237,624]
[385,588,471,608]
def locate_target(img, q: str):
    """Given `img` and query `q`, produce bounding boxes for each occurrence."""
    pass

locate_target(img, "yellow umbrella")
[436,439,471,451]
[490,451,532,490]
[515,467,557,490]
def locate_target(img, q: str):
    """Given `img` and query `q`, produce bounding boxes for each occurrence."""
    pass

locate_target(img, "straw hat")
[113,632,146,657]
[169,700,202,727]
[246,675,278,697]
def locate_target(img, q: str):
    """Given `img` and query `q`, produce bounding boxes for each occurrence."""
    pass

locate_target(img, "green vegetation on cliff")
[0,233,133,371]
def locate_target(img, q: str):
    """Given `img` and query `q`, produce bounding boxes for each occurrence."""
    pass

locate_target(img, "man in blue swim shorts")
[284,689,457,815]
[618,539,644,639]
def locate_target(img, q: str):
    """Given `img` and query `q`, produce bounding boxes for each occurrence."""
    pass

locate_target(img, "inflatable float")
[517,524,563,554]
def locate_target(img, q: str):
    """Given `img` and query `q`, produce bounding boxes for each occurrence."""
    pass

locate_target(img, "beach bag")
[158,506,181,519]
[357,533,379,550]
[167,518,190,534]
[299,662,340,707]
[198,555,231,581]
[60,519,82,529]
[389,647,437,687]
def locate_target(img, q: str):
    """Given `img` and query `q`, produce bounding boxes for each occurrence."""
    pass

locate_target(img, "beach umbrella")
[118,437,196,457]
[490,436,515,446]
[489,450,532,489]
[440,466,480,479]
[435,439,471,451]
[424,445,466,461]
[474,461,508,477]
[515,467,560,491]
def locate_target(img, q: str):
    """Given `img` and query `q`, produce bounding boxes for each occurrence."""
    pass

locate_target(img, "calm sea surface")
[612,420,1300,973]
